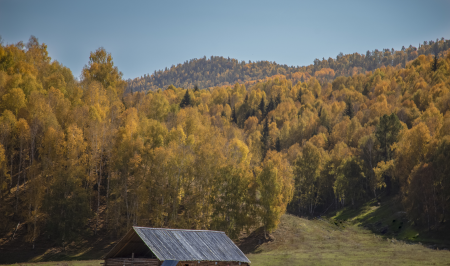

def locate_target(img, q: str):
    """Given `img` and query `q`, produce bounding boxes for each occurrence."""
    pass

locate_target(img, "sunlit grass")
[247,214,450,266]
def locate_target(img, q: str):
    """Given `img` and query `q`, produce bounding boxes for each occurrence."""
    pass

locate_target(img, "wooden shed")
[103,226,251,266]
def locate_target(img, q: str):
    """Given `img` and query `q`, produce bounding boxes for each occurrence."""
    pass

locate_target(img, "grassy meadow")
[247,214,450,265]
[3,262,102,266]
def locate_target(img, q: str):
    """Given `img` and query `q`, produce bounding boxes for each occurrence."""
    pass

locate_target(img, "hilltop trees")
[127,38,450,92]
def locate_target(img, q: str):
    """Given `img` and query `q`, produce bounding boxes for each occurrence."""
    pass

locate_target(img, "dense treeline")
[0,37,293,245]
[127,38,450,92]
[1,36,450,249]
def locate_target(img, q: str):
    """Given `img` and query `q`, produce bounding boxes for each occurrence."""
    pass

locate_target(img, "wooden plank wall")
[177,262,248,266]
[105,258,160,266]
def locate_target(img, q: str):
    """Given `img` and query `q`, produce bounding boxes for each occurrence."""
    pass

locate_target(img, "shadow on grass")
[238,227,274,254]
[1,235,117,265]
[329,196,450,250]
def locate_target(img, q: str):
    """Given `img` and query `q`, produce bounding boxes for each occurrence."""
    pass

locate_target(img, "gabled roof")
[104,227,251,264]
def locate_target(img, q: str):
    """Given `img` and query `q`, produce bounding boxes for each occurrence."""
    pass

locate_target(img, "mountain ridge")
[127,38,450,92]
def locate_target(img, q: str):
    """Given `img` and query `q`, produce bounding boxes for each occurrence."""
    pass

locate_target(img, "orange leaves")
[291,71,310,83]
[414,103,443,137]
[314,68,335,84]
[16,118,30,143]
[82,47,126,97]
[119,107,139,140]
[228,138,250,166]
[66,124,87,160]
[393,122,431,186]
[1,87,26,115]
[258,150,294,232]
[373,79,390,96]
[0,143,7,190]
[368,95,390,121]
[244,116,258,134]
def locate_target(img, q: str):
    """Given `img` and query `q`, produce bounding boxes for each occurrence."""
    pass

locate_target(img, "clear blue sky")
[1,0,449,80]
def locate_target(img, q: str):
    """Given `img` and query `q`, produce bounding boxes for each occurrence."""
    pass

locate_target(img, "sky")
[1,0,450,80]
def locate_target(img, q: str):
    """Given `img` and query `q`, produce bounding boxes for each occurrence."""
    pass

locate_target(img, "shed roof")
[104,227,251,264]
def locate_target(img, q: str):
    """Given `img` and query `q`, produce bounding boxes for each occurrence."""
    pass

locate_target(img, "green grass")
[4,261,102,266]
[246,214,450,266]
[330,196,450,247]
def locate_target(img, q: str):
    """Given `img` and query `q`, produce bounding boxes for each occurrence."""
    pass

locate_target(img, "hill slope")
[127,38,450,92]
[244,214,450,266]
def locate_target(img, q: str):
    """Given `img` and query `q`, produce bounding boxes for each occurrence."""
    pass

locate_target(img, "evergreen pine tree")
[432,56,438,72]
[267,98,275,115]
[180,89,191,108]
[259,97,266,118]
[275,93,282,108]
[362,84,370,96]
[275,137,281,152]
[232,107,237,123]
[344,99,354,119]
[245,110,252,121]
[261,118,270,159]
[375,113,403,195]
[375,113,403,162]
[297,88,303,102]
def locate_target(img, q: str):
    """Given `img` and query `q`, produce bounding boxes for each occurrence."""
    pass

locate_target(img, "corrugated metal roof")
[109,227,250,263]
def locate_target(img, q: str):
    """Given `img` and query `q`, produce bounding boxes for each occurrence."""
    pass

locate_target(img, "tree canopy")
[1,36,450,247]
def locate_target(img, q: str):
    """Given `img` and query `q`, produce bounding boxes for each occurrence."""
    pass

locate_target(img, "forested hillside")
[127,38,450,92]
[0,36,450,251]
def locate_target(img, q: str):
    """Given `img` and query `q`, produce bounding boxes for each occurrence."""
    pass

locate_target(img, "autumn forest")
[0,36,450,248]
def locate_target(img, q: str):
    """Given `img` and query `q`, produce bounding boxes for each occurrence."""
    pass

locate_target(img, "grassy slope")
[331,196,450,249]
[4,262,102,266]
[0,230,116,265]
[246,214,450,266]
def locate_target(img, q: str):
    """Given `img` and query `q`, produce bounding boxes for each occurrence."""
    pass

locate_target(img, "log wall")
[178,262,248,266]
[105,258,160,266]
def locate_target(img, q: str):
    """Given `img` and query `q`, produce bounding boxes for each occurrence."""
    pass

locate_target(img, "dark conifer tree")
[362,84,370,96]
[261,118,270,159]
[275,137,281,152]
[432,55,438,72]
[275,93,282,108]
[344,99,354,119]
[259,97,266,118]
[232,107,237,123]
[375,113,403,195]
[297,88,303,102]
[180,89,191,108]
[432,46,439,72]
[375,113,403,162]
[267,98,275,115]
